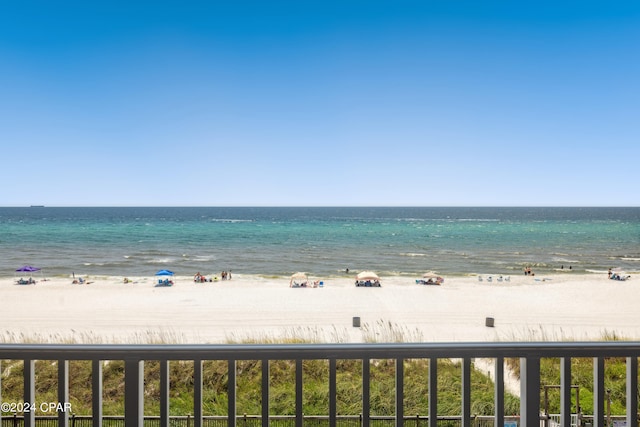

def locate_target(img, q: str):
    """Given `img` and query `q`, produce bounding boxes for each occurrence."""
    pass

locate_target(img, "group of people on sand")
[193,271,232,283]
[608,268,631,281]
[523,267,535,276]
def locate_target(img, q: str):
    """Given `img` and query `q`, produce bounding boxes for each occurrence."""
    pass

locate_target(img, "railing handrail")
[2,341,640,427]
[3,341,640,360]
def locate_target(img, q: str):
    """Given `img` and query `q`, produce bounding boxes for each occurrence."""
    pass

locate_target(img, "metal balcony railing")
[1,342,639,427]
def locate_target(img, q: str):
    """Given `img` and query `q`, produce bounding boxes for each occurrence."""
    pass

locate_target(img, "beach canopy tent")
[355,271,381,287]
[290,272,308,287]
[155,270,174,286]
[419,271,444,285]
[356,271,379,281]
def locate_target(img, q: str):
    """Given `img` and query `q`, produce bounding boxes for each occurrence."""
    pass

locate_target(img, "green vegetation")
[0,358,520,416]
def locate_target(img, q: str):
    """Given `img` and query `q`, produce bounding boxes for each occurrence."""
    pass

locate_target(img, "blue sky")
[1,1,638,206]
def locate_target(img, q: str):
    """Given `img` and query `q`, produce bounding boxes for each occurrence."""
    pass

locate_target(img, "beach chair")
[478,276,483,282]
[487,276,492,282]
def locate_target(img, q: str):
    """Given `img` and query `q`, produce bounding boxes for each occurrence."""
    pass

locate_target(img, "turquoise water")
[1,207,639,277]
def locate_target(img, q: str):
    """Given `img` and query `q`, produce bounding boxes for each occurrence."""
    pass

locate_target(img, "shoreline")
[1,272,636,344]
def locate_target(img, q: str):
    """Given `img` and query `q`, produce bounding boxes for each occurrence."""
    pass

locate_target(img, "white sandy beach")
[0,272,637,344]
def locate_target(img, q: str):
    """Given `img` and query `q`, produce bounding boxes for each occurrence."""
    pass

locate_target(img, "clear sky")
[1,1,638,206]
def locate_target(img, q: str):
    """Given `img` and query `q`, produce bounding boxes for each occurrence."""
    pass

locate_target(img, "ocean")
[1,207,639,278]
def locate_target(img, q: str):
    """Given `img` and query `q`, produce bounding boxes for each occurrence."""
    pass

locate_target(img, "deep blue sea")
[1,207,639,278]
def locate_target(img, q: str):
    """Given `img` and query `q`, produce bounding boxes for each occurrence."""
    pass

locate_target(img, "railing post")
[229,359,237,427]
[520,356,541,427]
[626,357,638,427]
[160,359,170,427]
[561,358,572,427]
[194,359,203,427]
[92,359,103,427]
[396,358,404,427]
[593,358,605,427]
[429,358,437,427]
[462,358,471,427]
[23,359,35,427]
[262,359,270,427]
[363,359,370,427]
[296,359,303,427]
[494,357,504,427]
[124,359,144,427]
[58,359,70,427]
[329,358,337,427]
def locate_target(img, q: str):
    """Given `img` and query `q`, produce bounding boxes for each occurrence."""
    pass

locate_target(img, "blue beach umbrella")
[155,270,174,276]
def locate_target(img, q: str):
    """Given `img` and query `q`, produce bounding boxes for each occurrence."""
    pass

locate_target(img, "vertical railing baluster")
[194,359,203,427]
[396,358,404,427]
[229,359,237,427]
[261,359,269,427]
[561,358,572,427]
[58,359,69,427]
[520,356,540,427]
[24,359,35,427]
[626,357,638,427]
[494,357,504,427]
[593,357,605,427]
[462,358,471,427]
[363,359,370,427]
[92,359,103,427]
[160,360,170,427]
[329,358,337,427]
[295,359,303,427]
[428,358,437,427]
[124,359,144,427]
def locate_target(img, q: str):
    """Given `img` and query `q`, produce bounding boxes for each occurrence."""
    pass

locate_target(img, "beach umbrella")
[356,271,379,281]
[15,265,42,284]
[155,270,174,276]
[16,265,41,273]
[423,271,439,278]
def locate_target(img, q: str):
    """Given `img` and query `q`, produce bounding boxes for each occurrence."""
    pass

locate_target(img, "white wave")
[148,258,173,264]
[399,253,429,257]
[621,257,640,262]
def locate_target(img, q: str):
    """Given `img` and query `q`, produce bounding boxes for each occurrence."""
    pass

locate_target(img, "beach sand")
[1,272,637,344]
